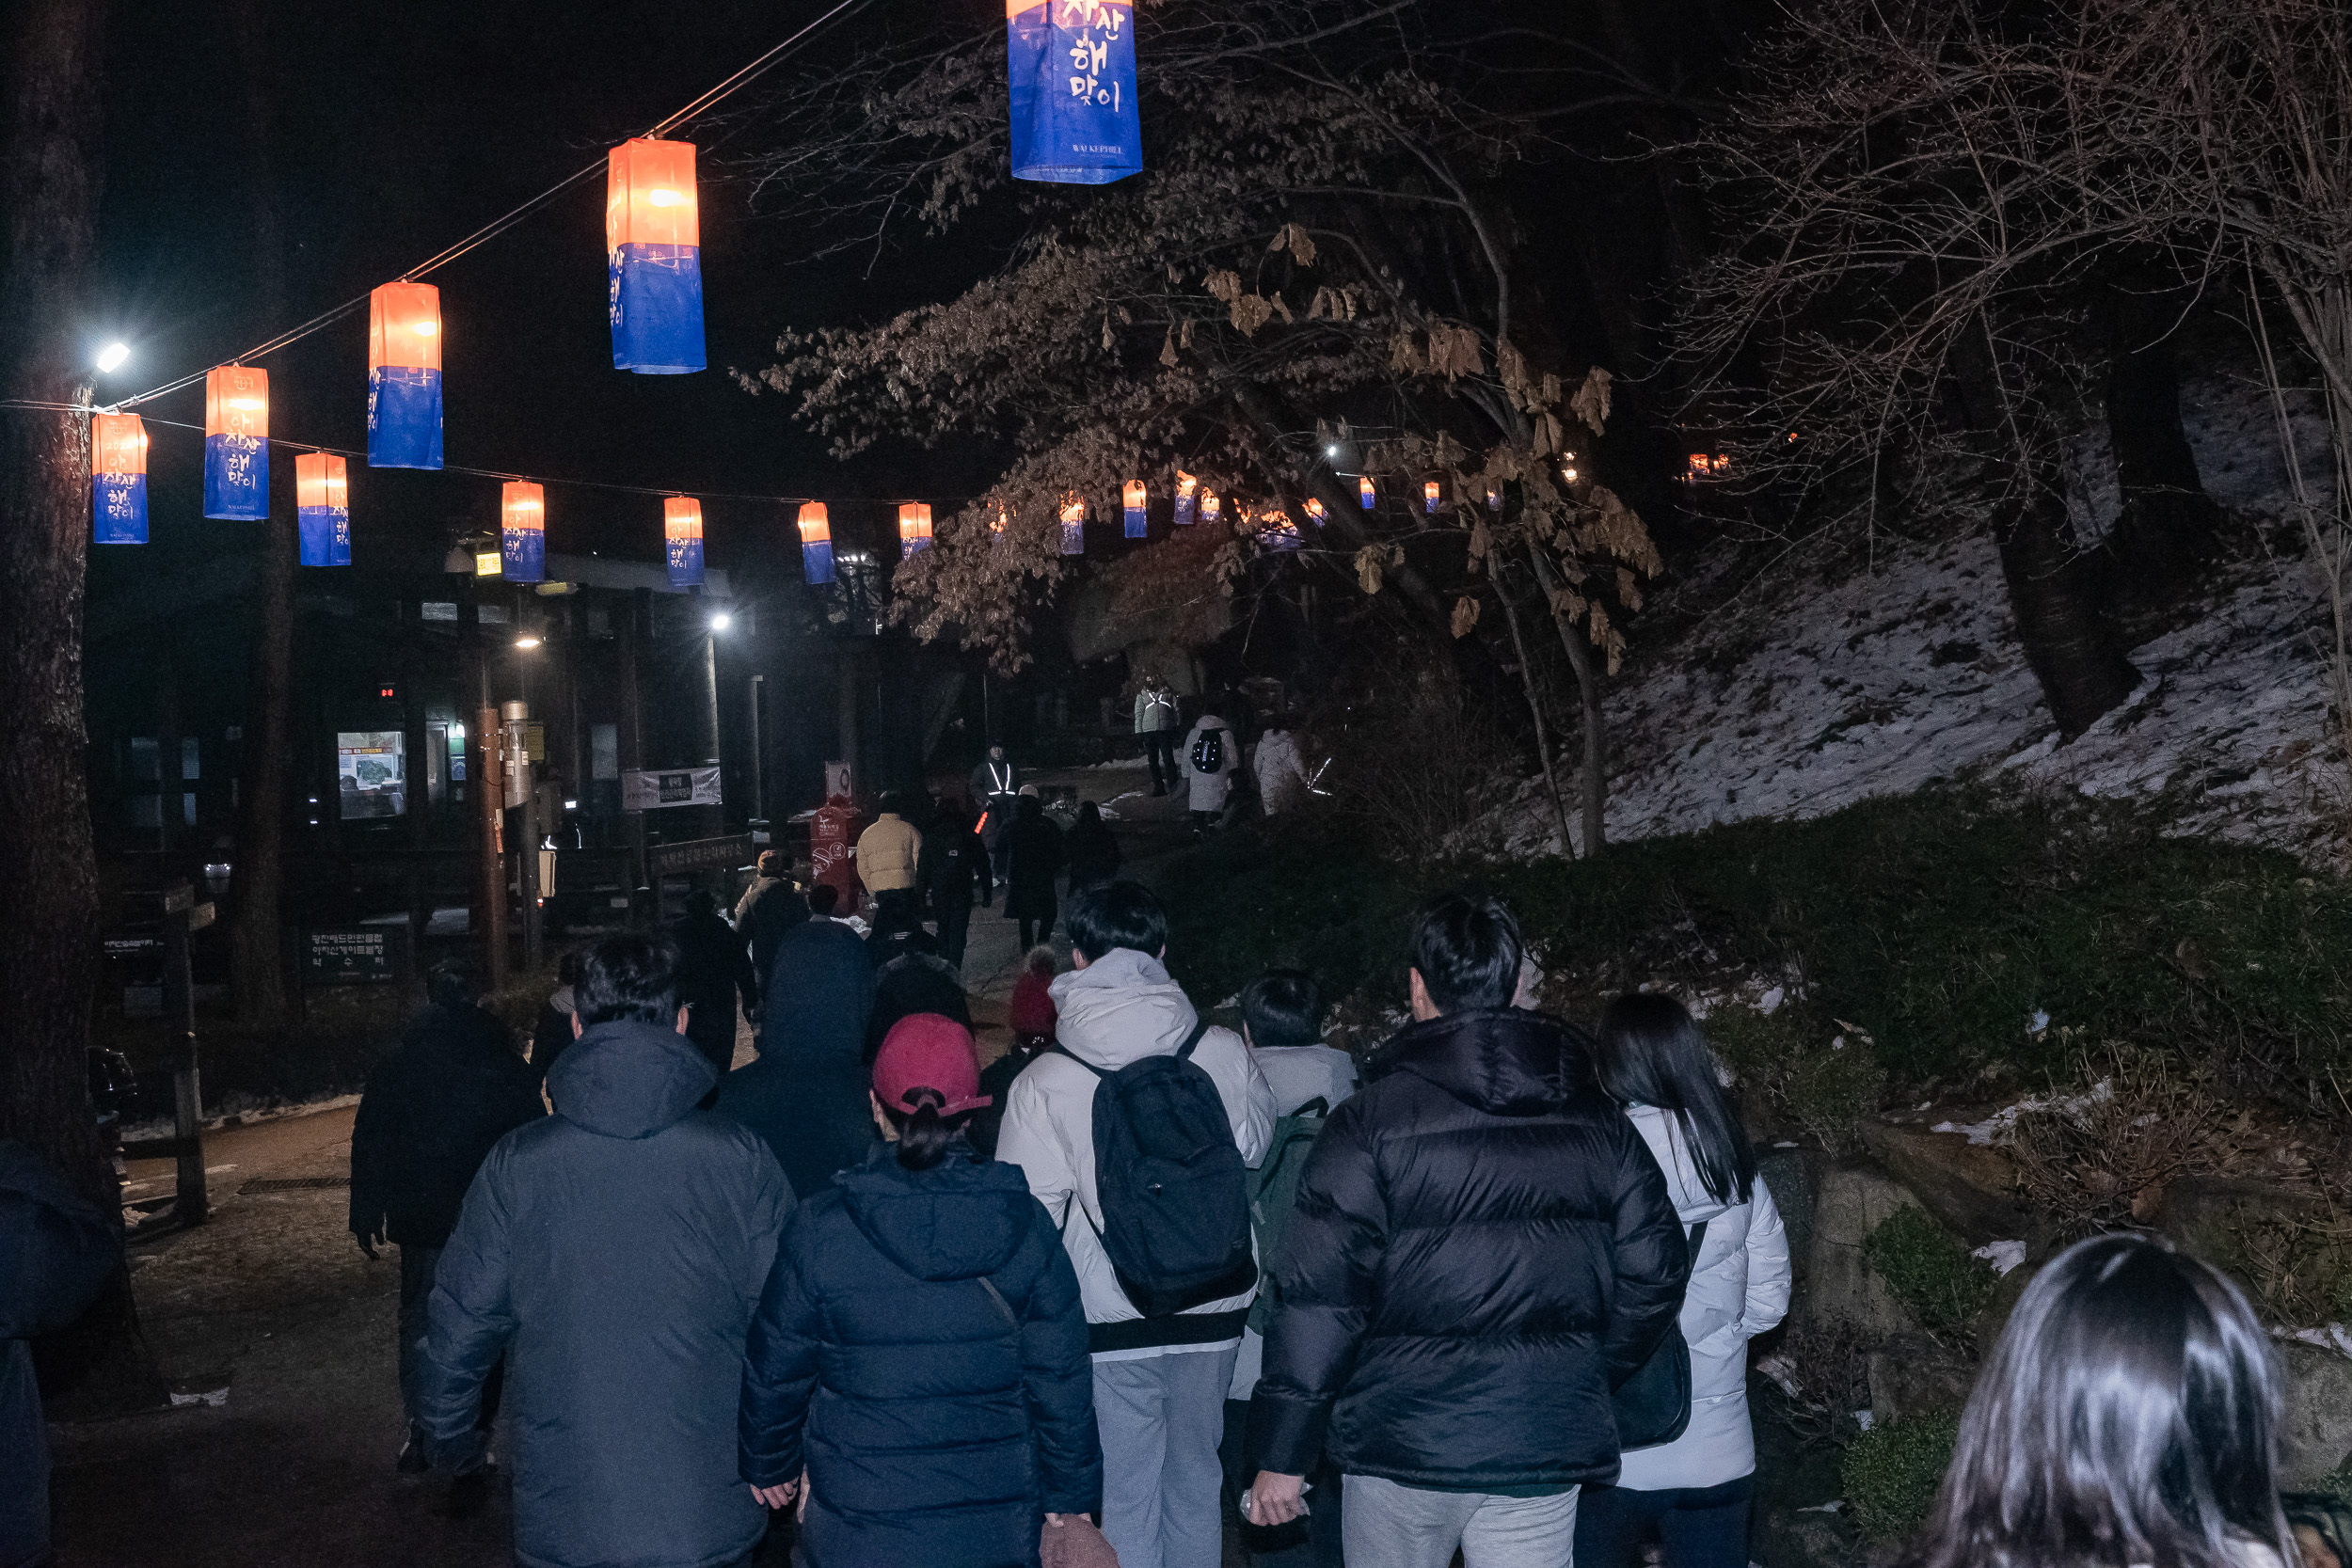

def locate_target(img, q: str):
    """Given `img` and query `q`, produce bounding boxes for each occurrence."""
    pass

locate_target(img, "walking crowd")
[317,752,2329,1568]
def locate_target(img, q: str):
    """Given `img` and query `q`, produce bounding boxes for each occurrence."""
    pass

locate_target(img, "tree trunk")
[0,0,110,1203]
[2105,283,2223,610]
[1491,562,1576,858]
[1996,467,2144,737]
[1527,548,1609,854]
[225,0,294,1024]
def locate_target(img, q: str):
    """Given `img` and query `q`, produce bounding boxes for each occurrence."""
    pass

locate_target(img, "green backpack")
[1246,1097,1330,1335]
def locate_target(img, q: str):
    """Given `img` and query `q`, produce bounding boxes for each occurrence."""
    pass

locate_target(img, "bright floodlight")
[1326,444,1341,457]
[515,635,542,650]
[709,611,733,632]
[95,342,131,373]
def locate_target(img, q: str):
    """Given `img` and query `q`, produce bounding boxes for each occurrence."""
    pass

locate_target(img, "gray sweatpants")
[1092,1345,1240,1568]
[1342,1473,1581,1568]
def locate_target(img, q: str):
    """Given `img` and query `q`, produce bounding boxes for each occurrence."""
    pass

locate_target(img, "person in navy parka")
[739,1013,1103,1568]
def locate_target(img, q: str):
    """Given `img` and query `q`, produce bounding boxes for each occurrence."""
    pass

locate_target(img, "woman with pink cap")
[739,1013,1107,1567]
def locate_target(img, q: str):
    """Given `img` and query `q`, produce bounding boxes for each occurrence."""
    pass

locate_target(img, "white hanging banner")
[622,766,722,811]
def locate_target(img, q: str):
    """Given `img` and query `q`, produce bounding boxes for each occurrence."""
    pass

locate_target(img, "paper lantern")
[798,501,834,584]
[1174,470,1198,525]
[367,282,443,469]
[665,497,705,587]
[1263,509,1301,551]
[501,482,546,582]
[1423,479,1442,515]
[1486,485,1503,513]
[1059,494,1086,555]
[203,365,269,519]
[1122,479,1148,538]
[1200,490,1221,525]
[1304,496,1326,525]
[607,139,705,374]
[991,502,1009,537]
[295,453,351,566]
[898,501,933,559]
[91,412,148,545]
[1357,475,1375,511]
[1008,0,1139,185]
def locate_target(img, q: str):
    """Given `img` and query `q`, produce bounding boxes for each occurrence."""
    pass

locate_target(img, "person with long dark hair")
[1906,1231,2293,1568]
[1575,993,1789,1568]
[739,1013,1105,1568]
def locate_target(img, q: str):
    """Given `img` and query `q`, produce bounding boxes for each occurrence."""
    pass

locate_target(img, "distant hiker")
[530,948,581,1079]
[1005,793,1067,951]
[855,791,924,922]
[419,933,793,1568]
[736,851,810,992]
[918,794,991,971]
[1253,723,1312,816]
[1135,673,1184,797]
[1184,707,1240,837]
[723,915,876,1198]
[1576,993,1790,1568]
[1066,799,1122,890]
[870,949,972,1066]
[1245,895,1689,1568]
[351,956,544,1496]
[671,888,759,1083]
[971,743,1022,883]
[807,883,847,924]
[738,1013,1105,1568]
[970,945,1061,1160]
[1,1141,117,1568]
[866,895,940,968]
[996,880,1276,1568]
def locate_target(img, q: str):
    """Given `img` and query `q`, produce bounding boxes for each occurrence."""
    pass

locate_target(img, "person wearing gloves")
[1182,705,1241,838]
[1574,993,1790,1568]
[738,1013,1105,1568]
[996,880,1277,1568]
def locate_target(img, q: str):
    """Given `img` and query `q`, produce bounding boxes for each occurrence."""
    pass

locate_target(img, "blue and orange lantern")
[799,501,834,584]
[1008,0,1140,184]
[1200,489,1222,525]
[1304,496,1327,526]
[295,453,351,566]
[607,139,705,374]
[1174,470,1199,525]
[501,481,546,582]
[1423,479,1442,515]
[1059,494,1087,555]
[898,501,933,560]
[367,282,443,469]
[1122,480,1149,538]
[1486,484,1503,513]
[1357,474,1375,511]
[665,496,705,586]
[1263,508,1301,551]
[203,365,269,520]
[91,412,148,545]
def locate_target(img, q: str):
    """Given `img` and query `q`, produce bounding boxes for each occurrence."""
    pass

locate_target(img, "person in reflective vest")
[968,743,1021,883]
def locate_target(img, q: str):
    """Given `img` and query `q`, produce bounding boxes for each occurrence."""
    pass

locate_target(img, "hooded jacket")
[420,1020,795,1568]
[1,1141,118,1568]
[739,1148,1102,1568]
[671,908,760,1070]
[350,1001,545,1248]
[1133,686,1181,734]
[721,919,876,1197]
[1612,1104,1790,1492]
[1246,1007,1688,1491]
[1182,717,1239,812]
[995,948,1276,1355]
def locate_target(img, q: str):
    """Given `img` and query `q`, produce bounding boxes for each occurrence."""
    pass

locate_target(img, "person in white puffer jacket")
[1576,992,1791,1568]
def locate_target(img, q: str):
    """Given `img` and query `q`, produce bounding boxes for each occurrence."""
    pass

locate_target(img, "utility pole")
[473,703,505,990]
[503,700,541,972]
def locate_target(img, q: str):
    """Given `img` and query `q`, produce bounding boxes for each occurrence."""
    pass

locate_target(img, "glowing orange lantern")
[799,501,833,583]
[501,482,546,581]
[665,497,704,586]
[368,282,442,469]
[1201,489,1222,524]
[1304,496,1327,524]
[898,501,933,559]
[607,139,704,373]
[1122,480,1149,538]
[295,452,350,566]
[1357,475,1375,510]
[1059,494,1086,555]
[92,412,148,544]
[203,365,269,519]
[1174,470,1200,524]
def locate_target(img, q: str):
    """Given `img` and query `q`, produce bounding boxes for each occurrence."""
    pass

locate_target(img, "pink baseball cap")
[873,1013,992,1117]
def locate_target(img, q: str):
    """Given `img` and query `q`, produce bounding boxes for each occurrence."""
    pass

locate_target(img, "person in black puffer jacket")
[1244,895,1689,1568]
[739,1013,1102,1568]
[1,1140,118,1568]
[350,957,545,1481]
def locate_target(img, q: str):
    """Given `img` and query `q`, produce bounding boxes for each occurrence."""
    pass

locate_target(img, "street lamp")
[514,635,541,650]
[94,341,131,374]
[709,610,732,632]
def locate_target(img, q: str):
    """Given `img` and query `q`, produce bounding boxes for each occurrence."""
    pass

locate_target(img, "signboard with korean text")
[305,927,399,984]
[622,767,722,811]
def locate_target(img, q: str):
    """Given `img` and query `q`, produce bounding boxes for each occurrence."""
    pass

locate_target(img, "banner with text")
[622,766,722,811]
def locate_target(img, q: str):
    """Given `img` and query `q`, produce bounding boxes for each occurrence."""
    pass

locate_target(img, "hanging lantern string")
[112,0,880,413]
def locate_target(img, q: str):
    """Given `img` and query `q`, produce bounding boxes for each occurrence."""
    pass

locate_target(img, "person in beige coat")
[854,794,923,916]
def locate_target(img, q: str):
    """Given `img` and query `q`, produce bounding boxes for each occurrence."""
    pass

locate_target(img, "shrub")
[1865,1207,1997,1340]
[1841,1412,1960,1544]
[2006,1042,2231,1236]
[1711,1005,1886,1152]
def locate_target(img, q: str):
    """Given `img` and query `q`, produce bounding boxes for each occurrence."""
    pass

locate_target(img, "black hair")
[1241,969,1323,1048]
[1077,800,1103,825]
[426,956,484,1010]
[685,887,719,919]
[1406,894,1523,1013]
[807,883,841,917]
[1016,793,1043,821]
[756,849,782,877]
[878,790,904,816]
[556,948,581,986]
[1066,879,1168,962]
[883,1086,975,1171]
[1596,993,1756,1206]
[574,933,683,1025]
[1908,1232,2291,1568]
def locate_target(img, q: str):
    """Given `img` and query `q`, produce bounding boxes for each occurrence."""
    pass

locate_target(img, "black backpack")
[1057,1019,1258,1318]
[1189,725,1226,774]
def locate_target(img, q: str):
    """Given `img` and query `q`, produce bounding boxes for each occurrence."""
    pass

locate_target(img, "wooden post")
[474,705,506,990]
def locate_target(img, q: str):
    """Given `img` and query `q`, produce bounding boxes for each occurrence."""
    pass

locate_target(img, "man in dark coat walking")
[1,1141,117,1568]
[672,886,760,1079]
[736,850,809,995]
[916,796,990,972]
[351,957,544,1482]
[419,933,794,1568]
[1245,895,1689,1568]
[719,917,876,1199]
